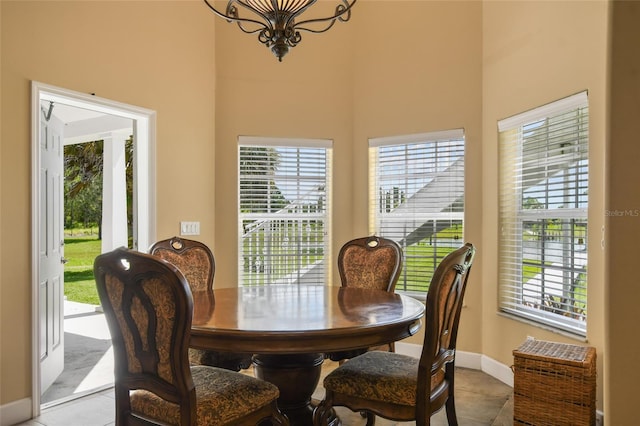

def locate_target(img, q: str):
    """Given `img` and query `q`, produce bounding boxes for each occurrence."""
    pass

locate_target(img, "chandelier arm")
[203,0,271,31]
[283,31,302,47]
[235,21,271,34]
[294,19,336,34]
[202,0,357,61]
[294,0,356,30]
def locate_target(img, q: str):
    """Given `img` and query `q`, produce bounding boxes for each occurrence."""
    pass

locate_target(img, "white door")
[33,82,156,413]
[39,107,65,394]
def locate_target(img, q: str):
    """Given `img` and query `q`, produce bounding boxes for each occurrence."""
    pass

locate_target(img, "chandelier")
[203,0,357,62]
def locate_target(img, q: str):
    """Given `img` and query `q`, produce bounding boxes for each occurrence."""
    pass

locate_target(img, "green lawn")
[64,236,101,305]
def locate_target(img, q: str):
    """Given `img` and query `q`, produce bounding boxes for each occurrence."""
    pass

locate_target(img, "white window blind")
[369,130,465,294]
[238,136,332,287]
[498,91,589,336]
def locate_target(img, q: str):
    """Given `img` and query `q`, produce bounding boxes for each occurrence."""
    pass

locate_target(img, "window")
[498,91,589,336]
[238,136,332,286]
[369,130,465,294]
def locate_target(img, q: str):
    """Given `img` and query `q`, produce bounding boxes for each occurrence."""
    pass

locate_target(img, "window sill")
[397,290,426,303]
[497,311,588,343]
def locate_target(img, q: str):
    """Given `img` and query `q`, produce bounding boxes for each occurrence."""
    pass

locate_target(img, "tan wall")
[213,0,356,288]
[349,0,484,348]
[213,0,483,350]
[0,5,3,396]
[482,0,608,412]
[0,0,625,420]
[607,2,640,422]
[0,0,216,406]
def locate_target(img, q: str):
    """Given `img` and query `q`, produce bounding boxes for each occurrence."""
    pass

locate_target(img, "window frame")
[498,91,589,336]
[238,136,332,287]
[369,129,466,298]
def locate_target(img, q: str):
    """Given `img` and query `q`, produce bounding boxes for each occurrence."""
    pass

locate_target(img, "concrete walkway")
[41,301,114,406]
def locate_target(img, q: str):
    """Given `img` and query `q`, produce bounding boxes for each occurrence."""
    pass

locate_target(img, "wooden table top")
[189,285,425,354]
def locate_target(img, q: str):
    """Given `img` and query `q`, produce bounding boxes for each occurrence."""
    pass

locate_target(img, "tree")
[64,138,134,238]
[239,146,288,213]
[64,141,104,233]
[523,197,543,210]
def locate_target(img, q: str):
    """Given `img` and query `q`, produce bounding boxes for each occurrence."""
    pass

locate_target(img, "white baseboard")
[395,341,422,358]
[479,352,514,387]
[396,342,514,387]
[0,397,32,426]
[454,349,482,369]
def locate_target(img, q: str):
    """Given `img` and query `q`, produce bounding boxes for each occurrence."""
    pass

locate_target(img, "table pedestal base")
[253,353,324,426]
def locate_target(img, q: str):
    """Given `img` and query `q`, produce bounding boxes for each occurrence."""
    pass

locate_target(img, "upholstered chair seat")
[130,365,280,425]
[314,243,476,426]
[322,351,445,408]
[94,247,289,426]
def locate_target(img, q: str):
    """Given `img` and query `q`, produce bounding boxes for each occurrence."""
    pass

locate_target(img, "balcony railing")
[240,187,327,286]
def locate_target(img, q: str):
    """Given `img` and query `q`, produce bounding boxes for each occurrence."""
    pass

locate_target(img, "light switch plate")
[180,221,200,236]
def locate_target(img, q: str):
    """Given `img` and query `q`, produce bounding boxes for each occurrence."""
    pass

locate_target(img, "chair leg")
[444,363,458,425]
[313,399,335,426]
[445,395,458,426]
[365,411,376,426]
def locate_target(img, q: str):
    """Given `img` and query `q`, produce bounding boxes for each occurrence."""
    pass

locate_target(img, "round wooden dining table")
[189,284,425,426]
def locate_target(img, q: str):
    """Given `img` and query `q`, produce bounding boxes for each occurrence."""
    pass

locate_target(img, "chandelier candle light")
[203,0,357,61]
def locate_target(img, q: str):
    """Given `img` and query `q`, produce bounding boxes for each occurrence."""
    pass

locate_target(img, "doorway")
[31,81,156,415]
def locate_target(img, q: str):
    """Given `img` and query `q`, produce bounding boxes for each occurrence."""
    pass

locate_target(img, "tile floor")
[23,301,514,425]
[17,361,513,426]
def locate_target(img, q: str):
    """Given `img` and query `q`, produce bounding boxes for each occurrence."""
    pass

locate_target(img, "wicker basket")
[513,339,596,426]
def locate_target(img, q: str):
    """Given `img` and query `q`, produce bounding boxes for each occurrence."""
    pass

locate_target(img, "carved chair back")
[338,235,403,292]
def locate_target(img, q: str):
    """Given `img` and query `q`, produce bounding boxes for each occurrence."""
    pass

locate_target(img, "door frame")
[30,81,157,414]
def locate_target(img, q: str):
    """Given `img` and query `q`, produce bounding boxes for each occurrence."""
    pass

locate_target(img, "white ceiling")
[46,102,107,124]
[41,101,133,143]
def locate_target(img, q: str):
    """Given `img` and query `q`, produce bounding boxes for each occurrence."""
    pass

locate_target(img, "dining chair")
[149,236,252,371]
[94,247,289,426]
[337,235,403,292]
[314,243,476,426]
[328,235,403,362]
